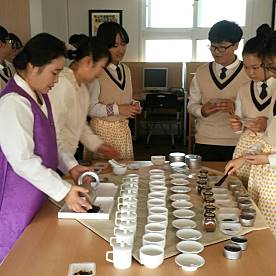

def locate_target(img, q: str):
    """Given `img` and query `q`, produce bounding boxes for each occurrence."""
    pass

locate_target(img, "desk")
[1,162,276,276]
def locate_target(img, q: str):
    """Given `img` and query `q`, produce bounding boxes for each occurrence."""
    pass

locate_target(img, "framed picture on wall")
[272,0,276,30]
[89,10,123,36]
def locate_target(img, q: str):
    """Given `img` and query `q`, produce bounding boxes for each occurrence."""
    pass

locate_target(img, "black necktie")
[116,66,122,81]
[260,83,268,100]
[2,66,10,78]
[220,67,227,79]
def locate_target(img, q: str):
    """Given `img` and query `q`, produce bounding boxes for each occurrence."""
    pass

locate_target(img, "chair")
[144,93,182,146]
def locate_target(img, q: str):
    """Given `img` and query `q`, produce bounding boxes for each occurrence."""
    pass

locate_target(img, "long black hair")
[13,33,67,70]
[67,36,111,63]
[242,24,273,58]
[96,22,129,49]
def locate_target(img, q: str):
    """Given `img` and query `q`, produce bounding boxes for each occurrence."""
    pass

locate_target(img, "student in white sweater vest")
[188,20,249,161]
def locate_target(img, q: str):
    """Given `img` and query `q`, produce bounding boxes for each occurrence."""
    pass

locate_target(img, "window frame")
[140,0,253,62]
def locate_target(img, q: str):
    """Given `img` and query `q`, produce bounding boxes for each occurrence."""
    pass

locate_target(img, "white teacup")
[117,203,137,213]
[145,222,166,236]
[115,218,137,232]
[117,197,138,206]
[113,227,135,245]
[148,191,166,200]
[121,183,138,191]
[148,206,168,216]
[139,244,164,268]
[120,189,137,198]
[147,198,166,208]
[106,241,132,269]
[147,214,168,226]
[143,232,166,249]
[115,210,137,222]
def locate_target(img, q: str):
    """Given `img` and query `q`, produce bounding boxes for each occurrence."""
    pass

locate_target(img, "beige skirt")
[233,130,262,185]
[89,118,134,161]
[248,140,276,236]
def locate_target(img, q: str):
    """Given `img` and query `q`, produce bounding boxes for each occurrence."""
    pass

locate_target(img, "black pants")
[194,143,235,162]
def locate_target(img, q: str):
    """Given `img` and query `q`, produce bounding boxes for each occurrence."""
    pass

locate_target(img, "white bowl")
[172,219,197,229]
[151,155,166,165]
[176,241,204,254]
[149,169,165,175]
[176,229,202,241]
[175,253,205,272]
[173,209,195,219]
[170,194,191,201]
[171,200,193,209]
[169,173,188,179]
[112,165,127,175]
[170,179,190,186]
[170,186,191,194]
[220,222,242,236]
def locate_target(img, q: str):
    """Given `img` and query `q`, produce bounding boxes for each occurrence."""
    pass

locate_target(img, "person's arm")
[88,80,119,117]
[0,94,71,201]
[187,75,204,118]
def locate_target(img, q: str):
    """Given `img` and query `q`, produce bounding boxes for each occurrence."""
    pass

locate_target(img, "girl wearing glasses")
[226,28,276,236]
[230,24,276,185]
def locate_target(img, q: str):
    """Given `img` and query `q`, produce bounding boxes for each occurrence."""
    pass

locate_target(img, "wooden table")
[1,162,276,276]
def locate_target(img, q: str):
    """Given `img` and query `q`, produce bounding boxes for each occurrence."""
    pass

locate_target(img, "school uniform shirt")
[49,67,103,155]
[88,63,133,120]
[188,59,249,146]
[0,74,75,201]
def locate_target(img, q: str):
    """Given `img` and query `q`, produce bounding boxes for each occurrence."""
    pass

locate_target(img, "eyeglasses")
[209,44,234,53]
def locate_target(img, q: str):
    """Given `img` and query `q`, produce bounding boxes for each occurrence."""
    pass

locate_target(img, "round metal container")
[231,236,248,250]
[239,214,255,227]
[169,152,186,163]
[224,243,242,259]
[185,154,202,170]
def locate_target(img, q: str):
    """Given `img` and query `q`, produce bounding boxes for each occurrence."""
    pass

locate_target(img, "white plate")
[220,222,242,236]
[172,200,193,209]
[176,229,202,241]
[170,179,190,186]
[170,186,191,193]
[169,173,188,179]
[176,241,204,254]
[175,253,205,272]
[172,219,197,229]
[149,169,165,175]
[170,194,191,201]
[173,209,195,219]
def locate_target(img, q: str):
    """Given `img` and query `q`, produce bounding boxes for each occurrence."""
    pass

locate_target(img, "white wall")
[30,0,272,61]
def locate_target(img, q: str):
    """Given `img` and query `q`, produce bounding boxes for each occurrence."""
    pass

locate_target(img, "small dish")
[151,155,166,166]
[172,219,197,229]
[176,229,202,241]
[149,169,165,175]
[172,200,193,209]
[170,194,191,201]
[149,175,166,181]
[170,179,190,186]
[220,222,241,236]
[173,209,195,219]
[169,173,188,179]
[176,241,204,254]
[170,186,191,194]
[175,253,205,272]
[68,262,96,276]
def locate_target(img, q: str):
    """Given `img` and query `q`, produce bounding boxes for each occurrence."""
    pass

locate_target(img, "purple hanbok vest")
[0,78,58,262]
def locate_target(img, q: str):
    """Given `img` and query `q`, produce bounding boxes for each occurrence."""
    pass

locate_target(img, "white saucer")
[170,186,191,194]
[171,200,193,209]
[169,173,188,179]
[176,229,202,241]
[172,219,197,229]
[170,193,191,202]
[173,209,195,219]
[175,253,205,272]
[176,241,204,254]
[170,179,190,186]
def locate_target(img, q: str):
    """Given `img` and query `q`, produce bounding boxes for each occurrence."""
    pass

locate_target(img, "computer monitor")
[143,68,168,91]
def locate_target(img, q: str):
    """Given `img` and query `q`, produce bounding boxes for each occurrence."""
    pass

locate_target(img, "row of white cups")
[105,170,170,269]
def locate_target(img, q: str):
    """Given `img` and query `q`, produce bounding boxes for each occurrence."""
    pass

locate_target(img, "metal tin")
[224,243,242,259]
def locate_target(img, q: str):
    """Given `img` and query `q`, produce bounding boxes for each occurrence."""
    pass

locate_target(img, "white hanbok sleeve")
[0,94,71,201]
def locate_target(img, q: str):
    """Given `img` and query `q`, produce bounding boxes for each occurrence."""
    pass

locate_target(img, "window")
[142,0,248,62]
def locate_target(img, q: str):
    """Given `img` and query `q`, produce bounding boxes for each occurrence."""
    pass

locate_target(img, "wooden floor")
[133,134,187,160]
